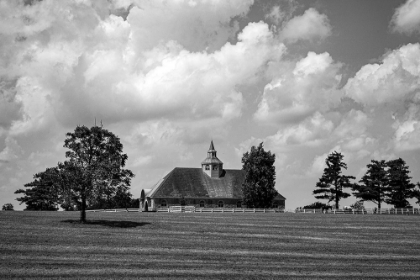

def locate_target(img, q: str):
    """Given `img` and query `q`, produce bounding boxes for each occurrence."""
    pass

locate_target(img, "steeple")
[201,140,223,178]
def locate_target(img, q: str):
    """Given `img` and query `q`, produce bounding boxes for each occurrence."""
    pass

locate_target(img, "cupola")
[201,140,223,178]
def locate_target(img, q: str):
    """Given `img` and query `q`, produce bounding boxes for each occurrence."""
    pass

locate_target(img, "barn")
[140,141,286,211]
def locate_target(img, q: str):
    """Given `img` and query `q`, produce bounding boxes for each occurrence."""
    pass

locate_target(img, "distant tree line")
[313,151,420,209]
[15,125,135,222]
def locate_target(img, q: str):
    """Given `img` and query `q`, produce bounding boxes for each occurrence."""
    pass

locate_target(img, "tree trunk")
[80,194,86,223]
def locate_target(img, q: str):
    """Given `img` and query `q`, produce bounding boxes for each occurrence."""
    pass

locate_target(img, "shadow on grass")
[62,219,150,228]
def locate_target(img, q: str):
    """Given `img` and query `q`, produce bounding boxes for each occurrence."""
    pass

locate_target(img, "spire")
[201,140,223,165]
[209,140,215,151]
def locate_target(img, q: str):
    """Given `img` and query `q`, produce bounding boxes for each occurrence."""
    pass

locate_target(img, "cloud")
[255,52,342,124]
[264,1,297,25]
[345,43,420,107]
[279,8,331,43]
[393,103,420,151]
[391,0,420,35]
[127,0,254,52]
[265,112,334,147]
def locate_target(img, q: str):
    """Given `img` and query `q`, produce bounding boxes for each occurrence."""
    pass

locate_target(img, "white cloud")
[345,43,420,106]
[255,52,342,124]
[280,8,331,43]
[393,104,420,151]
[391,0,420,35]
[127,0,254,52]
[266,112,334,147]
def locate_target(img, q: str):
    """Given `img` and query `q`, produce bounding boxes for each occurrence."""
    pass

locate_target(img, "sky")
[1,0,420,210]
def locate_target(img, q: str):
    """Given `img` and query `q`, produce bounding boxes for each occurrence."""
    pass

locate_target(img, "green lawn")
[1,211,420,279]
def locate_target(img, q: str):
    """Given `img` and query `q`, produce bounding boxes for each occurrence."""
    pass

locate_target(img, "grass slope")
[1,211,420,279]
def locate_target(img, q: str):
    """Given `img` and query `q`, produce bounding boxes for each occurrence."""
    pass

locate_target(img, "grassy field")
[1,211,420,279]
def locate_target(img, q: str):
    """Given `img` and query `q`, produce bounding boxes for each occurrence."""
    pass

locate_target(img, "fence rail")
[295,208,420,215]
[85,207,420,215]
[86,208,140,213]
[160,206,286,213]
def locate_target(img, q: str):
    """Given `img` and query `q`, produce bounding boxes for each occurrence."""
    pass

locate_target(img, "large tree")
[313,151,355,209]
[64,125,134,222]
[352,160,388,210]
[241,142,278,208]
[385,158,415,208]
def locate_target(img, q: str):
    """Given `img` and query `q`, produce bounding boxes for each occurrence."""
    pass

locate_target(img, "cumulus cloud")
[345,43,420,106]
[393,103,420,151]
[391,0,420,34]
[255,52,342,124]
[279,8,332,43]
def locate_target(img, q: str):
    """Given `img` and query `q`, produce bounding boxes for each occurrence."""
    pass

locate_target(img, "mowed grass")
[1,211,420,279]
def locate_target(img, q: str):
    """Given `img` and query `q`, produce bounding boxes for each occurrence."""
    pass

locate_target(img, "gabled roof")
[149,168,244,198]
[147,167,286,200]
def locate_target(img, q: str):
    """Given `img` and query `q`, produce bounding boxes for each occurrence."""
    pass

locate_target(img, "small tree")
[2,203,14,211]
[241,142,278,208]
[385,158,415,208]
[313,151,355,209]
[15,167,61,211]
[352,160,388,210]
[350,201,365,211]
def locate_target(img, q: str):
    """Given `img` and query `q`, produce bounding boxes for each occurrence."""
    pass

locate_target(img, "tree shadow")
[62,219,150,228]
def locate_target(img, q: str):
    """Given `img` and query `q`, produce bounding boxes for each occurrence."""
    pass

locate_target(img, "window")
[213,165,218,170]
[272,203,278,209]
[199,200,205,208]
[161,200,167,207]
[237,201,242,208]
[218,200,224,208]
[205,165,210,170]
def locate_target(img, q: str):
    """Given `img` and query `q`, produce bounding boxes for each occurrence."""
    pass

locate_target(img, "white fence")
[295,208,420,215]
[158,206,286,213]
[85,207,420,215]
[86,208,140,213]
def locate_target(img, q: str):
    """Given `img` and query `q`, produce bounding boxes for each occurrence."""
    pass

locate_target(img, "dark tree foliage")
[2,203,14,211]
[241,142,278,208]
[15,167,61,211]
[64,125,134,222]
[87,185,134,210]
[15,125,134,220]
[352,160,388,210]
[385,158,415,208]
[313,151,355,209]
[303,202,327,209]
